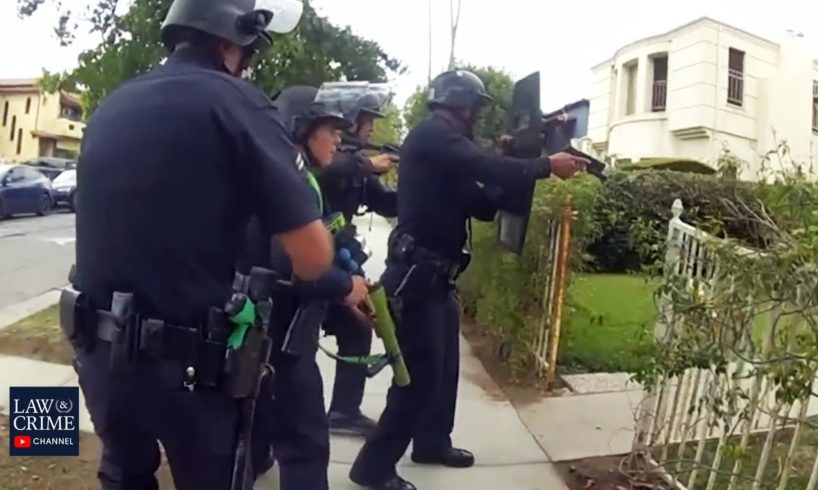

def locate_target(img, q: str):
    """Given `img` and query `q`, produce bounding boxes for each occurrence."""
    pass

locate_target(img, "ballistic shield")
[496,72,608,255]
[496,72,542,255]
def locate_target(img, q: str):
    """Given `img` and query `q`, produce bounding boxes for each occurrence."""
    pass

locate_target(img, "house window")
[60,105,81,122]
[10,116,16,141]
[624,61,638,115]
[2,101,8,126]
[727,48,744,107]
[813,81,818,134]
[651,55,668,112]
[16,129,22,155]
[25,97,31,114]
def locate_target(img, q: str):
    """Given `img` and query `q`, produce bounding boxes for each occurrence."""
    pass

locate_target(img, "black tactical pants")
[326,304,374,415]
[253,328,330,490]
[75,341,240,490]
[350,268,461,483]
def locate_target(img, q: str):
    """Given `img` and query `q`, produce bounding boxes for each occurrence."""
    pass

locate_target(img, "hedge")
[458,169,775,372]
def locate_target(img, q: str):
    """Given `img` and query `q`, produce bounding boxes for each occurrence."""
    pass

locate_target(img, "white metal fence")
[633,199,818,490]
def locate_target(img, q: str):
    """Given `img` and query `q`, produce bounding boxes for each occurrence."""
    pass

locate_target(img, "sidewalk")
[0,336,568,489]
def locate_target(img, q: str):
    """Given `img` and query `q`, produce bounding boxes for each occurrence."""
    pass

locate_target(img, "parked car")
[23,157,77,181]
[0,164,53,219]
[51,169,77,212]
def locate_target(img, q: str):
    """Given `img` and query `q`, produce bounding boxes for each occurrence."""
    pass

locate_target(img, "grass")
[559,273,658,373]
[0,304,74,365]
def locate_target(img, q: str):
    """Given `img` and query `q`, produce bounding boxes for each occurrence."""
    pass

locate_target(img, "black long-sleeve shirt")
[316,150,397,223]
[394,111,550,262]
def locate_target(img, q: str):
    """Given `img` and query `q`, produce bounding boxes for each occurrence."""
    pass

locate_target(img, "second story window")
[813,81,818,134]
[60,104,82,122]
[25,97,31,114]
[728,48,744,107]
[2,101,8,127]
[624,61,638,116]
[651,55,668,112]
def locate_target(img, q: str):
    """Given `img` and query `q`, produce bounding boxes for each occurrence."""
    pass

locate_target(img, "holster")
[279,301,325,358]
[58,287,95,351]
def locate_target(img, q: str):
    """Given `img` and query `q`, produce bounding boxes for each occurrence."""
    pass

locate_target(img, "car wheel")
[0,199,5,220]
[36,194,52,216]
[69,191,77,213]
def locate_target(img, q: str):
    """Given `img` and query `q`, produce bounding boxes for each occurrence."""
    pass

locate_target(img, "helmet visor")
[255,0,304,34]
[315,82,394,121]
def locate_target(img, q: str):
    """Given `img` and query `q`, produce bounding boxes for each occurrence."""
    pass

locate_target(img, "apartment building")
[587,17,818,179]
[0,79,85,162]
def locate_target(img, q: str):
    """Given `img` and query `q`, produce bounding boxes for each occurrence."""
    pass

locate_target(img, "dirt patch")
[555,455,672,490]
[0,305,74,365]
[0,415,175,489]
[461,319,568,408]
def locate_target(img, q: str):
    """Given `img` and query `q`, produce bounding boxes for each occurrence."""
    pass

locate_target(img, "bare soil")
[555,455,673,490]
[460,319,569,408]
[0,415,175,490]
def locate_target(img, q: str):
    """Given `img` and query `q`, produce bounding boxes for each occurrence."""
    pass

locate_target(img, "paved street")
[0,212,75,310]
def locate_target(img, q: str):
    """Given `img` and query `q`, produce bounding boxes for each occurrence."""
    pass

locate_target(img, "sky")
[2,0,818,113]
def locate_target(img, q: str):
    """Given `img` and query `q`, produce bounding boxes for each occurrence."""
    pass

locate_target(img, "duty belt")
[92,308,229,390]
[388,231,465,282]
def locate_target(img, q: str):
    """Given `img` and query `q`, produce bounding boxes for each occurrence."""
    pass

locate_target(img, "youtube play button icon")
[13,435,32,449]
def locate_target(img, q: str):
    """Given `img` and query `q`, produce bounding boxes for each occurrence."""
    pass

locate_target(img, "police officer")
[314,83,398,437]
[69,1,336,489]
[241,85,371,490]
[348,70,588,490]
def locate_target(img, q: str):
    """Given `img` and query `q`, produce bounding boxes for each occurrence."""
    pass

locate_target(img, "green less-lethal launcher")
[367,284,410,387]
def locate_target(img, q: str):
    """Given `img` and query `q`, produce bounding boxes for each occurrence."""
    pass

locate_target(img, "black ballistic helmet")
[352,92,385,121]
[273,86,352,144]
[160,0,303,51]
[428,70,494,111]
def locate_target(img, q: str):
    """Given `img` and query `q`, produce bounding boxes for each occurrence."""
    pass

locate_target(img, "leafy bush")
[589,170,773,273]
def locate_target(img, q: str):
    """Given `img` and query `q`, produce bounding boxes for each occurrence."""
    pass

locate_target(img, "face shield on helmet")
[315,82,394,124]
[251,0,304,35]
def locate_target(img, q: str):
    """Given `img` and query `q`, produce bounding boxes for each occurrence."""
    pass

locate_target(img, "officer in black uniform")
[314,83,398,437]
[68,1,335,489]
[349,70,588,490]
[240,85,371,490]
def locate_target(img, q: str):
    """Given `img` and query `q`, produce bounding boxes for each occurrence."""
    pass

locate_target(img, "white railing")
[633,199,818,490]
[652,80,667,112]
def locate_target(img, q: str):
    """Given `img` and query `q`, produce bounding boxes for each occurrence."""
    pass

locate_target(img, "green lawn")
[559,273,658,373]
[0,304,73,364]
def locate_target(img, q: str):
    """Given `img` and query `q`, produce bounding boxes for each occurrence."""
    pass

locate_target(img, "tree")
[403,65,514,148]
[370,103,403,147]
[19,0,403,114]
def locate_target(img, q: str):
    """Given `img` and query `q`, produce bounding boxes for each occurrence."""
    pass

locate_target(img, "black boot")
[328,410,378,437]
[411,447,474,468]
[349,470,417,490]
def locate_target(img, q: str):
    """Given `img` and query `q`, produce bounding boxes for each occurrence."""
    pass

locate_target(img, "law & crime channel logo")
[9,387,79,456]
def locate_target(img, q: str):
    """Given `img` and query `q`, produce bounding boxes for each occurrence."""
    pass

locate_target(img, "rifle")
[342,136,400,158]
[225,267,277,490]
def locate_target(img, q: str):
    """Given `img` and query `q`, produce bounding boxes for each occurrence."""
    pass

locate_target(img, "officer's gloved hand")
[369,154,396,174]
[545,152,588,180]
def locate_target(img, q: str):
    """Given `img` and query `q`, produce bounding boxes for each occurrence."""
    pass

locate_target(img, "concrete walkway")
[0,339,569,489]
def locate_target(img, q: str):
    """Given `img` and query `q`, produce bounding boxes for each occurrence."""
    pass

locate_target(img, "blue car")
[0,164,53,219]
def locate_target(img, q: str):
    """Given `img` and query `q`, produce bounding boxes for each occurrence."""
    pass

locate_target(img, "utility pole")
[448,0,462,70]
[427,0,433,83]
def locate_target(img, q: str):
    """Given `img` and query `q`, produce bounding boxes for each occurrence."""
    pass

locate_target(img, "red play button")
[13,435,31,449]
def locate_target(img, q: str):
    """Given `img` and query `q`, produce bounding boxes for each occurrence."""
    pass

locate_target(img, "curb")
[0,287,65,331]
